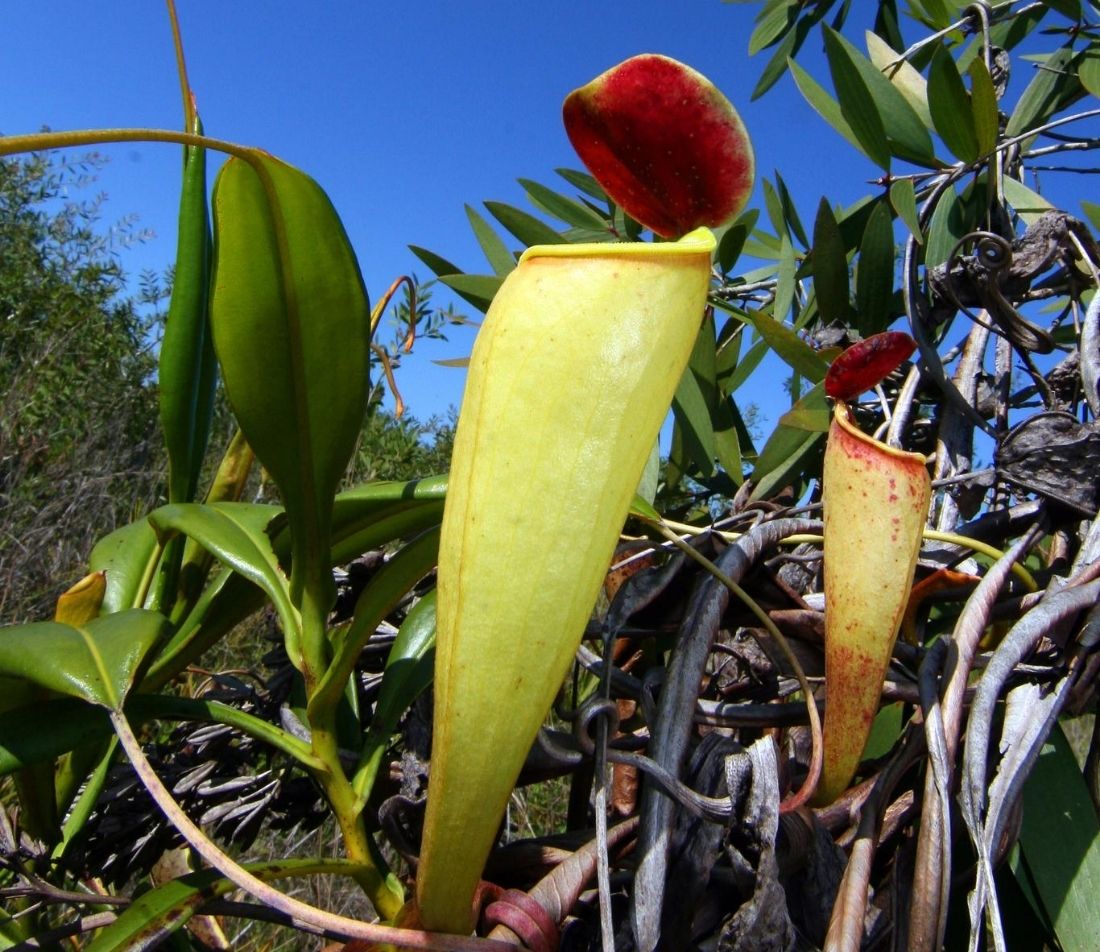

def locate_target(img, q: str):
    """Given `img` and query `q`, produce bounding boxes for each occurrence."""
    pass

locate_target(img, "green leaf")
[925,183,978,269]
[1005,48,1081,139]
[811,198,854,326]
[1002,175,1054,225]
[519,178,610,230]
[968,58,1000,156]
[0,698,108,776]
[465,204,515,276]
[752,22,802,100]
[824,26,936,166]
[1081,199,1100,234]
[439,273,504,313]
[748,0,797,56]
[353,590,438,803]
[555,167,608,203]
[777,381,830,432]
[311,526,440,715]
[210,154,371,601]
[1019,722,1100,952]
[865,30,933,128]
[85,859,371,952]
[823,26,892,169]
[738,306,828,383]
[1079,48,1100,99]
[928,45,980,163]
[484,201,566,247]
[147,503,299,666]
[717,208,759,274]
[89,518,160,613]
[750,423,826,500]
[159,125,215,513]
[788,58,865,156]
[0,611,169,710]
[855,200,896,335]
[408,244,463,278]
[889,178,923,244]
[773,172,809,248]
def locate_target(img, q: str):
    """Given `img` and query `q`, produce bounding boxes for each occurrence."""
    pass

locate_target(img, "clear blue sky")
[2,2,1094,427]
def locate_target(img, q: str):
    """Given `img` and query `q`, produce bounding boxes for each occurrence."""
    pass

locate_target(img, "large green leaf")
[89,518,160,613]
[1019,722,1100,952]
[968,57,1000,156]
[210,154,371,598]
[85,859,371,952]
[0,611,169,710]
[0,698,108,776]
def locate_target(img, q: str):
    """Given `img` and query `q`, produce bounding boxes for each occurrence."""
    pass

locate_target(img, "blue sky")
[1,1,882,424]
[2,2,1095,429]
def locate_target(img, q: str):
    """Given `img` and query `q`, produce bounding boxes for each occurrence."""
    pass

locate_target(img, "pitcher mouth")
[518,225,715,264]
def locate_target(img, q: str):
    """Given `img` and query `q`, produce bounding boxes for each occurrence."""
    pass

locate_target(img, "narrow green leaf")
[717,208,759,274]
[788,59,864,156]
[762,179,787,243]
[1081,199,1100,234]
[739,307,828,383]
[750,424,826,500]
[889,179,923,244]
[749,0,797,56]
[0,611,169,710]
[823,26,892,169]
[159,126,215,510]
[925,184,972,269]
[465,204,515,276]
[1019,723,1100,952]
[519,178,609,230]
[439,273,504,313]
[353,590,437,802]
[408,244,463,278]
[774,172,809,248]
[811,198,854,326]
[671,355,718,478]
[928,45,980,162]
[1002,175,1054,225]
[211,155,371,602]
[752,22,801,100]
[855,200,896,335]
[1005,48,1080,139]
[968,57,1000,155]
[777,381,830,432]
[773,235,797,323]
[865,30,933,128]
[85,859,371,952]
[555,167,608,203]
[825,26,936,166]
[484,201,566,247]
[311,526,440,715]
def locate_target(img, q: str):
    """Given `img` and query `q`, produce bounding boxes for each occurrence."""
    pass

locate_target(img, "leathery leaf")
[210,154,371,598]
